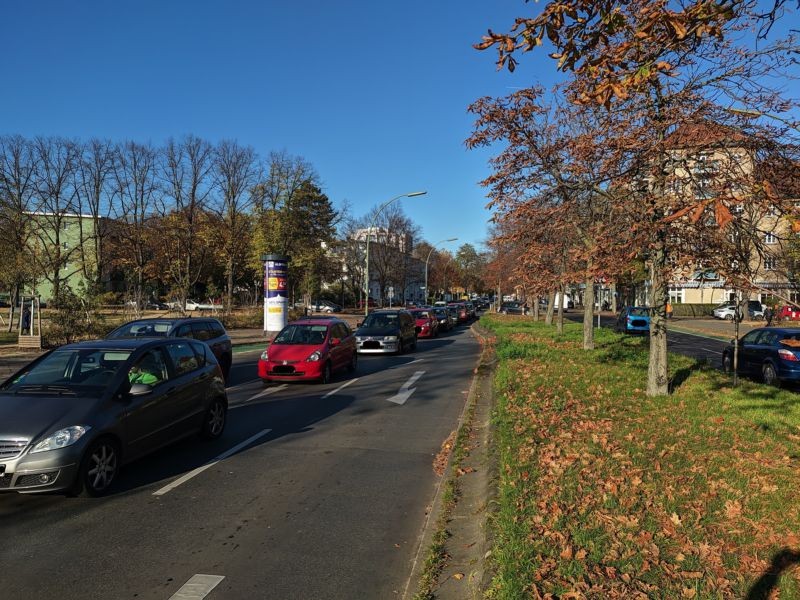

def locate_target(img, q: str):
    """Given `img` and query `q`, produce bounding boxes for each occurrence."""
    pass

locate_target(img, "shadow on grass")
[668,358,709,393]
[746,548,800,600]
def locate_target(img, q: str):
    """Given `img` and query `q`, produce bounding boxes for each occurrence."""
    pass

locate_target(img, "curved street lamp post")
[424,238,458,305]
[364,191,427,316]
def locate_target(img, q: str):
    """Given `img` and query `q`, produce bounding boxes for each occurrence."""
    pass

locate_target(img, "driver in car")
[128,353,161,385]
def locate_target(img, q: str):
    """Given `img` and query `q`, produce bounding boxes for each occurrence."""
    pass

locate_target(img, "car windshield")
[108,321,173,338]
[629,308,649,316]
[0,348,132,394]
[273,324,328,345]
[412,311,432,318]
[362,313,398,328]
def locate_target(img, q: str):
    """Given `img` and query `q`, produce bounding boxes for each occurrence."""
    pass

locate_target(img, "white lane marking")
[169,574,225,599]
[322,378,359,398]
[245,383,288,403]
[387,371,425,405]
[701,347,723,354]
[153,429,272,496]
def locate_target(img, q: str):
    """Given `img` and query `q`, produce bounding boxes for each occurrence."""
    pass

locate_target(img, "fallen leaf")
[575,548,587,560]
[560,545,574,560]
[682,588,697,599]
[670,512,682,526]
[453,572,465,580]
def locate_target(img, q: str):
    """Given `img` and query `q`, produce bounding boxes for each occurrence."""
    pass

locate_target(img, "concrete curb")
[401,322,497,600]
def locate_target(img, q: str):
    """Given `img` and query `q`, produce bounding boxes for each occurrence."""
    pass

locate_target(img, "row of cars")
[258,302,479,384]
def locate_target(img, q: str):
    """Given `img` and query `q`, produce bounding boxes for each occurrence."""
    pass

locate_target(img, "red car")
[778,305,800,321]
[409,308,439,338]
[258,317,357,384]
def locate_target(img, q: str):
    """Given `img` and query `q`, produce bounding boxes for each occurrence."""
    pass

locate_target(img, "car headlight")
[260,349,269,360]
[383,335,398,342]
[31,426,90,454]
[307,350,322,362]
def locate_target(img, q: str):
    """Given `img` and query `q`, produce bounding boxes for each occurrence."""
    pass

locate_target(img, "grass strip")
[484,316,800,599]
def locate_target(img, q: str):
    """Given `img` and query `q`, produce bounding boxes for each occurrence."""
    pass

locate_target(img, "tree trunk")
[226,254,234,316]
[647,250,670,396]
[556,285,564,335]
[583,276,595,350]
[545,290,555,325]
[611,283,618,314]
[533,296,540,321]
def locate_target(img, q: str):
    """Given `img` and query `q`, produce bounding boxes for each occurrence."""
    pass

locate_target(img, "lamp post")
[424,238,458,305]
[364,191,427,316]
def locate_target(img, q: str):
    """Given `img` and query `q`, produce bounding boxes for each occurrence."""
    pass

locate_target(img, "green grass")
[484,315,800,599]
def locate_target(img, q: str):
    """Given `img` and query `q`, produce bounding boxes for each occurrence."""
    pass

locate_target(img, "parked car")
[777,305,800,321]
[357,298,377,309]
[258,317,356,384]
[310,300,342,313]
[615,306,651,334]
[498,301,526,315]
[355,310,417,354]
[446,306,460,328]
[185,299,221,311]
[722,327,800,386]
[105,317,233,381]
[713,301,765,321]
[449,302,471,322]
[432,307,452,332]
[409,308,439,338]
[145,301,169,311]
[0,337,227,495]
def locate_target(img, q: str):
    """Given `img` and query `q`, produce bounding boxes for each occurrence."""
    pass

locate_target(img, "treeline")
[0,135,340,314]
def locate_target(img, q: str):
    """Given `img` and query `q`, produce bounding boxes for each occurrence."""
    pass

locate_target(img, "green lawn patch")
[484,315,800,599]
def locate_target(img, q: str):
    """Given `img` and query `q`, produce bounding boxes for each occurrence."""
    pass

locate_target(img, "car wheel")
[325,308,333,314]
[722,353,732,373]
[763,363,780,387]
[201,397,227,439]
[347,351,357,372]
[411,336,418,351]
[724,314,733,321]
[320,362,332,384]
[397,339,404,355]
[74,437,120,497]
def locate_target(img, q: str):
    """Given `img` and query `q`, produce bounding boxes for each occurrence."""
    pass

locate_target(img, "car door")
[738,330,765,374]
[122,347,174,460]
[328,324,348,371]
[163,341,210,438]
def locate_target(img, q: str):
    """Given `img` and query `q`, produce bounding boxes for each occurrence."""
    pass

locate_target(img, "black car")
[355,309,418,354]
[433,307,452,332]
[0,338,227,496]
[106,317,233,381]
[722,327,800,386]
[499,301,527,315]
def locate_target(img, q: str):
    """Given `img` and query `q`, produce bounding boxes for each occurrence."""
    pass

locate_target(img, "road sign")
[387,286,395,299]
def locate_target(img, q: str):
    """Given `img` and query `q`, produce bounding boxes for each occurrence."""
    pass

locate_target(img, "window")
[668,286,684,304]
[176,324,194,338]
[166,342,200,376]
[61,242,69,249]
[128,350,168,386]
[741,330,763,345]
[189,341,208,367]
[190,322,213,341]
[765,257,777,271]
[765,232,777,245]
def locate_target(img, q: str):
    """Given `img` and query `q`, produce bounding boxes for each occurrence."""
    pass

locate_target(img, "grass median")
[484,315,800,599]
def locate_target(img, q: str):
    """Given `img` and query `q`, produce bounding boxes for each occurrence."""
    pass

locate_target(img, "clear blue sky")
[0,0,553,252]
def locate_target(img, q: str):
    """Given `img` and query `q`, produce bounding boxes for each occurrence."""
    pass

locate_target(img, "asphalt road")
[0,323,480,599]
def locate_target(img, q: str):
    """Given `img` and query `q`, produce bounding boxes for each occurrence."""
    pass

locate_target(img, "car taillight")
[778,349,799,361]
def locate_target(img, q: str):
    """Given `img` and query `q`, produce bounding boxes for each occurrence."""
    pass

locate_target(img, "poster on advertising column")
[263,254,289,333]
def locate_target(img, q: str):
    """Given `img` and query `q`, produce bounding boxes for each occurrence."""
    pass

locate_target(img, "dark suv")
[355,309,417,354]
[106,317,233,380]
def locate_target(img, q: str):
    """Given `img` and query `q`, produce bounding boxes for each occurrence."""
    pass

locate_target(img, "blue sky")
[0,0,554,252]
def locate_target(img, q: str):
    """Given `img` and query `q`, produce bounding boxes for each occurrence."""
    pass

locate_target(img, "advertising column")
[262,254,289,335]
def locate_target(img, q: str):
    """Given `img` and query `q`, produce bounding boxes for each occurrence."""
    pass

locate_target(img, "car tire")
[722,353,732,373]
[200,397,227,440]
[763,363,780,387]
[724,314,733,321]
[347,351,357,373]
[397,339,404,355]
[73,437,120,497]
[320,362,332,384]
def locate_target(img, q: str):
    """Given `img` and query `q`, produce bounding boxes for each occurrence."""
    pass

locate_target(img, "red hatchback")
[258,318,357,384]
[409,308,439,338]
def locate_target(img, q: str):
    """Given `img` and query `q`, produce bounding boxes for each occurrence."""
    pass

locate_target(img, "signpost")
[262,254,289,336]
[387,286,394,308]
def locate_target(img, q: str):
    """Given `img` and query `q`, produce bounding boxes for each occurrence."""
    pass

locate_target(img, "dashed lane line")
[152,429,272,496]
[243,383,288,403]
[168,574,225,599]
[322,378,359,398]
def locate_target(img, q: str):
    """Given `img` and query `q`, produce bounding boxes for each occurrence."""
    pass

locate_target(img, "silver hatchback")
[0,337,227,496]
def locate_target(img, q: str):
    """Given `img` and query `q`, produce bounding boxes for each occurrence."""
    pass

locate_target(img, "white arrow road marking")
[153,429,272,496]
[322,378,359,398]
[387,371,425,405]
[169,574,225,599]
[244,383,288,403]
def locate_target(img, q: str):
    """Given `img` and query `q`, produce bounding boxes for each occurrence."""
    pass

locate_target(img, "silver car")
[0,338,227,496]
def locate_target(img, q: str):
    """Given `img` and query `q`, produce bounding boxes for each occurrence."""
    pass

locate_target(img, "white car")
[185,299,221,311]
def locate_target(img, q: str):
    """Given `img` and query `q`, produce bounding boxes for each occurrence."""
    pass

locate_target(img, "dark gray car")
[0,338,227,496]
[355,309,417,354]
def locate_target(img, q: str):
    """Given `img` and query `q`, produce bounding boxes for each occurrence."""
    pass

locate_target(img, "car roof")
[113,317,222,326]
[59,338,171,351]
[291,317,342,326]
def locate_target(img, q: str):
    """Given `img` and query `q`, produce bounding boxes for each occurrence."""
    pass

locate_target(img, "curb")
[402,323,497,599]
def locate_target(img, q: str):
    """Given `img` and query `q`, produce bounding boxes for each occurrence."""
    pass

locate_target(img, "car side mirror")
[129,383,153,396]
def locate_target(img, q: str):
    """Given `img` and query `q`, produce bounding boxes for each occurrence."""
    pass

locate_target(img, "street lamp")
[364,191,427,316]
[424,238,458,305]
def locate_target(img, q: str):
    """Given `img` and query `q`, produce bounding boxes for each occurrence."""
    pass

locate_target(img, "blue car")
[615,307,650,334]
[722,327,800,386]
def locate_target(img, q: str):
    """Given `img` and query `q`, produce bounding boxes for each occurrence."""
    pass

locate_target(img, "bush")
[671,303,716,317]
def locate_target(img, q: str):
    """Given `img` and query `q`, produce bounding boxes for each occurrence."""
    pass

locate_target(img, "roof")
[665,120,750,150]
[60,338,166,351]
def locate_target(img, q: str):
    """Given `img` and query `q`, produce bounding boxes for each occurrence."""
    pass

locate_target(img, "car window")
[207,321,226,338]
[189,341,209,366]
[274,324,328,344]
[759,331,780,345]
[191,322,213,341]
[629,308,649,316]
[107,320,172,338]
[127,349,169,386]
[740,330,763,344]
[176,324,194,338]
[166,342,200,376]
